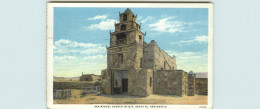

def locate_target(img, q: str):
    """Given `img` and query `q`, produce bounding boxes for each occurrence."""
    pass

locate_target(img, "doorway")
[113,70,128,94]
[122,79,128,92]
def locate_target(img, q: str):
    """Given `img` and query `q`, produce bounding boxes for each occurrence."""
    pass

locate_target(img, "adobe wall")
[80,74,101,81]
[107,44,143,70]
[110,31,137,47]
[128,68,153,97]
[110,31,143,47]
[143,42,155,69]
[101,69,112,94]
[153,43,176,70]
[182,71,188,96]
[187,74,196,96]
[119,9,136,23]
[115,21,140,32]
[143,41,176,70]
[93,75,101,81]
[153,70,184,96]
[146,69,153,95]
[108,44,136,69]
[195,78,208,95]
[112,70,128,94]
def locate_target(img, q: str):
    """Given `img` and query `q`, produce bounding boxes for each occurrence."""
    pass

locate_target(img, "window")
[150,77,152,87]
[121,24,126,30]
[123,14,127,21]
[116,33,127,45]
[164,61,166,69]
[118,54,123,64]
[140,58,142,68]
[139,35,142,41]
[116,33,126,40]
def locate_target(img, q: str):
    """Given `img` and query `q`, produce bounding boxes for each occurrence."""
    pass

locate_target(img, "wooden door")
[122,79,128,92]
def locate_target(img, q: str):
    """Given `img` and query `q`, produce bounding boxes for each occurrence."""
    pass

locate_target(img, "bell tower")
[107,8,145,70]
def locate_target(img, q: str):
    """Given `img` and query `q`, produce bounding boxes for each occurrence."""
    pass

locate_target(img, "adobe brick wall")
[187,74,196,96]
[195,78,208,95]
[153,70,184,96]
[128,69,153,97]
[101,69,112,94]
[182,71,188,96]
[143,42,176,70]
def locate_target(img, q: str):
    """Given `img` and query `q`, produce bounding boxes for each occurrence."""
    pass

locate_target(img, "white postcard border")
[47,2,213,109]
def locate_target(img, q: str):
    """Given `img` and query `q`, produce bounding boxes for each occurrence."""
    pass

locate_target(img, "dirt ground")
[54,89,207,104]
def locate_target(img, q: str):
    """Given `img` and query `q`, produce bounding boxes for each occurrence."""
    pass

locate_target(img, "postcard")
[47,2,213,109]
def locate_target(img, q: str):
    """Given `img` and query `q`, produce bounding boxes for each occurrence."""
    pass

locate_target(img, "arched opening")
[139,35,142,43]
[116,33,127,45]
[121,24,126,30]
[123,14,127,21]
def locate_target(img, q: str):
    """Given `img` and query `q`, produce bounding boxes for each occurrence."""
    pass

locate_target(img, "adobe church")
[101,8,196,97]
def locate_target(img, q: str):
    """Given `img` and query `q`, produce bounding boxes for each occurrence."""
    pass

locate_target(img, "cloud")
[171,35,208,45]
[148,17,184,33]
[138,16,154,24]
[83,55,106,61]
[164,50,208,72]
[54,55,106,64]
[145,16,200,34]
[194,35,208,42]
[88,15,108,20]
[53,39,108,77]
[86,19,117,30]
[166,51,204,60]
[84,14,118,31]
[54,56,76,60]
[54,39,106,55]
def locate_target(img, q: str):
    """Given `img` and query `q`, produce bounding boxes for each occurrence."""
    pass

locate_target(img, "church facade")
[101,9,196,97]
